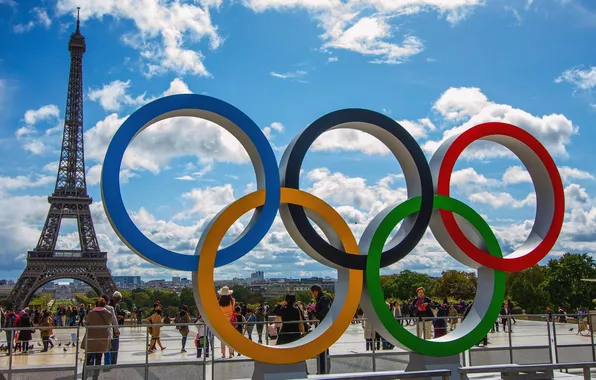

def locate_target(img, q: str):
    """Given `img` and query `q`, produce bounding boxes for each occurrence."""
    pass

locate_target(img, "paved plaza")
[1,319,595,379]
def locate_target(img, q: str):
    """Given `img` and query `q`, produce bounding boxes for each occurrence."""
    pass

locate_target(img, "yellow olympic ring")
[195,188,362,364]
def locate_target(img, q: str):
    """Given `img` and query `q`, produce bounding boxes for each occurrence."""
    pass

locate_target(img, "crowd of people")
[1,284,591,375]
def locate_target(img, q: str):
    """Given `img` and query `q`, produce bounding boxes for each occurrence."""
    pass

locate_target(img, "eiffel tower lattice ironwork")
[7,9,116,310]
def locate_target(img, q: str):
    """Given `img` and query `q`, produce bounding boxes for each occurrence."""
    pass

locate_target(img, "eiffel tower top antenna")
[76,7,80,32]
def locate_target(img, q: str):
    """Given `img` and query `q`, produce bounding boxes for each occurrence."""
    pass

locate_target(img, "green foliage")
[507,265,550,314]
[544,253,596,310]
[380,270,434,300]
[433,270,477,300]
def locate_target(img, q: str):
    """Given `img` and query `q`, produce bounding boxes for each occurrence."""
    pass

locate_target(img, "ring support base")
[252,361,309,380]
[406,352,461,380]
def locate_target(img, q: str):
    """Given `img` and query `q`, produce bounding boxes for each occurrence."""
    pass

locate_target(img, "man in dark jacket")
[311,284,332,374]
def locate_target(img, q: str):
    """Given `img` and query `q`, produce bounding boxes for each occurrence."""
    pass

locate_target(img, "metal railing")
[1,313,596,379]
[292,368,452,379]
[459,361,596,380]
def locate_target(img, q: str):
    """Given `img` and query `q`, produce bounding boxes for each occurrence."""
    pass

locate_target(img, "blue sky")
[0,0,595,281]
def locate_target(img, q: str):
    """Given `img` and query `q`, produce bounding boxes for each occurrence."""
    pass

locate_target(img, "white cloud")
[468,191,536,209]
[88,80,147,112]
[502,166,532,184]
[423,87,577,158]
[55,0,222,77]
[312,129,390,155]
[451,167,499,194]
[397,118,436,139]
[23,104,59,125]
[324,18,424,64]
[263,122,284,139]
[174,184,237,220]
[556,66,596,90]
[328,56,338,62]
[245,0,482,63]
[270,70,308,80]
[24,140,45,155]
[432,87,489,121]
[14,7,52,33]
[0,174,54,192]
[559,166,594,182]
[88,77,192,112]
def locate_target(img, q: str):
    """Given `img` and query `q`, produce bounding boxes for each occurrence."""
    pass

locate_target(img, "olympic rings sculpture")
[101,94,564,363]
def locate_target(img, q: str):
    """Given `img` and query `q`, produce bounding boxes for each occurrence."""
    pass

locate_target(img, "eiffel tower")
[7,9,116,310]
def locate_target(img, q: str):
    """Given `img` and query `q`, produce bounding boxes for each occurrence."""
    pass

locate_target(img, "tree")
[433,270,477,300]
[180,287,195,309]
[544,253,596,311]
[506,265,549,313]
[381,270,434,300]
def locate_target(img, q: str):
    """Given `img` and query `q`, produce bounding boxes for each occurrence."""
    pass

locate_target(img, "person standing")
[175,305,191,353]
[218,286,236,358]
[109,291,124,364]
[432,299,449,338]
[78,304,86,327]
[245,308,256,341]
[255,307,266,344]
[271,294,304,345]
[84,298,114,380]
[410,287,433,339]
[3,307,19,356]
[311,284,332,374]
[101,294,120,365]
[500,302,513,333]
[18,311,33,354]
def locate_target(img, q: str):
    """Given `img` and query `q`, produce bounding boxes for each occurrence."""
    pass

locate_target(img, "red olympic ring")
[436,122,565,272]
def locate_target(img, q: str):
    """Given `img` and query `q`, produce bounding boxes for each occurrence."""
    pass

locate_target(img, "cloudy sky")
[0,0,595,282]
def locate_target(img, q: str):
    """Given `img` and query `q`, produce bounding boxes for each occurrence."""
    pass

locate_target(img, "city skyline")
[1,1,595,283]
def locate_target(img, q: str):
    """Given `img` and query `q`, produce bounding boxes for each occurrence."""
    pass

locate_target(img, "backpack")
[230,313,238,328]
[4,313,16,329]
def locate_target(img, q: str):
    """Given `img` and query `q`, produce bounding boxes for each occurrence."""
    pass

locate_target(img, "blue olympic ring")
[100,94,281,270]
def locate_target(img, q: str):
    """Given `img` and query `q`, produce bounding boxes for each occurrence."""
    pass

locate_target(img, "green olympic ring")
[365,195,506,356]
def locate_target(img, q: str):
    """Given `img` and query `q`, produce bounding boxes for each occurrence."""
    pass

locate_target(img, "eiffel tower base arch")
[6,257,117,310]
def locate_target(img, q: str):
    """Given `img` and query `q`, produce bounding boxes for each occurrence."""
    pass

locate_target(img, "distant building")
[113,276,142,288]
[172,276,181,284]
[55,285,72,300]
[251,271,265,281]
[0,284,14,297]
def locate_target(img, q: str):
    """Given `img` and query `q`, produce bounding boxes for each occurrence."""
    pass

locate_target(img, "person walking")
[147,309,166,352]
[410,287,433,339]
[84,298,115,380]
[39,315,53,352]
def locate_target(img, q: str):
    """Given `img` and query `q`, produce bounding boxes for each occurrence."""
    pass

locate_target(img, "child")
[195,318,210,358]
